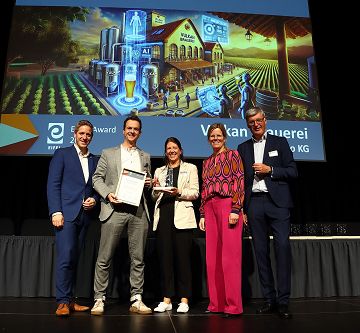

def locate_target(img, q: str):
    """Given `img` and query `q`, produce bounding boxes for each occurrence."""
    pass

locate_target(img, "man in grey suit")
[90,115,152,315]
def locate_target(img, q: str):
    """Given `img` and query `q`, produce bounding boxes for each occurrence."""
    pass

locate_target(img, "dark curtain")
[1,235,360,298]
[0,236,55,297]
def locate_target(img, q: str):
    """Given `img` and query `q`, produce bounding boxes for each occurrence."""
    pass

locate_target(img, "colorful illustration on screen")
[1,6,319,122]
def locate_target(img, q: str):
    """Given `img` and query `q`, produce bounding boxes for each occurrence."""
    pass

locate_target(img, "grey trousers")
[93,204,148,300]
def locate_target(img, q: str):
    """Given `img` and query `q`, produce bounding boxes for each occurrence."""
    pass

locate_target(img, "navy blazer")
[47,145,99,222]
[237,134,298,212]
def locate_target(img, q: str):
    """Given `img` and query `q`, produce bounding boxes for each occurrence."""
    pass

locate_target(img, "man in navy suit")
[47,119,99,316]
[237,107,298,319]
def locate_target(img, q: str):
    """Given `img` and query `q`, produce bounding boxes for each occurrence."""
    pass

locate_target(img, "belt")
[251,192,269,197]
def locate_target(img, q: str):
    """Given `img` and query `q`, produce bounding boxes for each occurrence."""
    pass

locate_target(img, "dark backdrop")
[1,1,358,234]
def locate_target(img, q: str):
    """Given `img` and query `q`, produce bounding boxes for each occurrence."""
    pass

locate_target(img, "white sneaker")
[154,302,172,312]
[129,300,152,314]
[177,302,189,313]
[91,298,104,315]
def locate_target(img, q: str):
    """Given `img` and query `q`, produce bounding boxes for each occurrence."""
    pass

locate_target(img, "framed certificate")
[115,168,146,206]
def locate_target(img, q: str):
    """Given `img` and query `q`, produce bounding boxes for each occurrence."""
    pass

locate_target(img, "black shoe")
[221,313,241,319]
[256,303,277,314]
[205,310,222,314]
[278,305,292,319]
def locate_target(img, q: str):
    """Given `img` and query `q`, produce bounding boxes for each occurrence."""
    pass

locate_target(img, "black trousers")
[156,213,193,299]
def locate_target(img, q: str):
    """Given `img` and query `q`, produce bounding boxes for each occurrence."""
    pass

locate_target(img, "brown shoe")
[56,303,70,316]
[69,302,90,312]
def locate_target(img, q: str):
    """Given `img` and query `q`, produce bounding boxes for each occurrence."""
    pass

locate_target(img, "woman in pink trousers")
[199,123,245,318]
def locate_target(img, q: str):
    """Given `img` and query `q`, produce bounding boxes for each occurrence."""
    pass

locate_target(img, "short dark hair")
[123,115,142,131]
[207,123,227,140]
[164,137,184,165]
[74,120,93,136]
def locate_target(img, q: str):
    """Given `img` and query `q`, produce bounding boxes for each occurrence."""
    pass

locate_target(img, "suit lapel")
[115,146,122,179]
[263,134,273,165]
[243,139,255,180]
[247,139,255,165]
[70,146,85,184]
[177,162,186,189]
[87,154,93,172]
[86,154,96,185]
[140,150,145,171]
[139,149,148,173]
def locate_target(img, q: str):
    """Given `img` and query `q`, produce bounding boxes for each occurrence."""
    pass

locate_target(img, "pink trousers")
[204,196,243,314]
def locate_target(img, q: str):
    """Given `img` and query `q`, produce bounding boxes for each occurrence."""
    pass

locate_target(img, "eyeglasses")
[247,118,264,126]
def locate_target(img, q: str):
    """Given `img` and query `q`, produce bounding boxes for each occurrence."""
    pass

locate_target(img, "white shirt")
[121,144,141,172]
[252,134,269,193]
[74,144,90,183]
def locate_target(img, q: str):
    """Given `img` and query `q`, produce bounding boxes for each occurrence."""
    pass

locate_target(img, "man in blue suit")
[237,107,298,319]
[47,119,99,316]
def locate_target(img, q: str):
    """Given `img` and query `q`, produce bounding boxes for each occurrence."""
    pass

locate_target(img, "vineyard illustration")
[1,6,320,121]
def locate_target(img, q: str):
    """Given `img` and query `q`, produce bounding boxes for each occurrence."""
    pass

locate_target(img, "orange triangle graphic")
[1,114,38,136]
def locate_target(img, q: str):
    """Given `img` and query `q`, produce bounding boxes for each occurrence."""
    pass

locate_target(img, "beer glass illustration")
[124,63,137,102]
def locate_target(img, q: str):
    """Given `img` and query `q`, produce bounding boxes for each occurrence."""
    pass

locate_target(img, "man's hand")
[52,214,64,228]
[83,197,96,210]
[107,193,121,204]
[253,163,271,176]
[243,213,248,226]
[144,176,152,188]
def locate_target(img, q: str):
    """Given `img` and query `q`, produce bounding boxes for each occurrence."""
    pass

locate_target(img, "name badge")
[269,150,278,157]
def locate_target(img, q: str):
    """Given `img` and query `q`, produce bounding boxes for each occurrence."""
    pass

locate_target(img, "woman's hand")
[199,218,206,231]
[228,212,239,225]
[164,187,180,196]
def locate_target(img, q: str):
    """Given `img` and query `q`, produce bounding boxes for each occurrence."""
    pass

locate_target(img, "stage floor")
[1,297,359,333]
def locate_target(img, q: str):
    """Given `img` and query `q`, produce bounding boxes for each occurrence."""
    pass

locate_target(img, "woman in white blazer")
[152,137,199,313]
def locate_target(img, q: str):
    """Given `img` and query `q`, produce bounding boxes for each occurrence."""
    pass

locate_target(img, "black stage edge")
[0,297,359,333]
